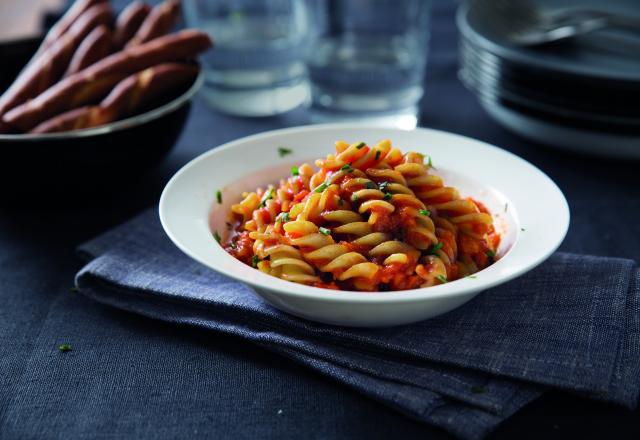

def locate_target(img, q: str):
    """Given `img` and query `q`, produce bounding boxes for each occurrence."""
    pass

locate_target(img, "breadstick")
[113,2,152,49]
[35,0,107,58]
[0,3,112,118]
[65,25,113,77]
[126,0,181,48]
[31,63,199,134]
[4,30,212,131]
[30,106,107,134]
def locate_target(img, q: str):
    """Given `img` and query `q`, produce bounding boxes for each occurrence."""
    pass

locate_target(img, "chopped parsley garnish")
[251,255,260,268]
[419,209,430,216]
[378,181,389,192]
[436,274,448,283]
[319,226,331,235]
[314,182,329,193]
[278,147,293,157]
[427,155,433,168]
[58,344,72,353]
[365,181,376,189]
[216,190,222,204]
[338,198,344,207]
[276,212,290,223]
[259,187,274,207]
[229,242,237,249]
[470,386,485,394]
[351,193,359,202]
[340,163,353,172]
[375,150,381,161]
[383,193,392,201]
[429,242,443,254]
[465,275,477,279]
[291,166,299,176]
[486,250,496,258]
[213,231,221,243]
[355,142,366,149]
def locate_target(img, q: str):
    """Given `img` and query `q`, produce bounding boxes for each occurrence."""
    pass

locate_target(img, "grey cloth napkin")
[76,209,640,439]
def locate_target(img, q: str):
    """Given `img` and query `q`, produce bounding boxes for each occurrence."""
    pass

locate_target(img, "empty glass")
[306,0,431,128]
[183,0,313,117]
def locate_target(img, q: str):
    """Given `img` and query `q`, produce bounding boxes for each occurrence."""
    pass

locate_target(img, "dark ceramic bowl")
[0,37,202,199]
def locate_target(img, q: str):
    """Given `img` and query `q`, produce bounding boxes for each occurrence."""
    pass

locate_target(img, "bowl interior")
[160,125,569,302]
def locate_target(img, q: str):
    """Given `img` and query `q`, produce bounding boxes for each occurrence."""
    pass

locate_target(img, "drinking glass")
[307,0,431,128]
[183,0,313,117]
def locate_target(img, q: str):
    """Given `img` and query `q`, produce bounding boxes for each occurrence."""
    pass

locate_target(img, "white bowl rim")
[159,123,570,304]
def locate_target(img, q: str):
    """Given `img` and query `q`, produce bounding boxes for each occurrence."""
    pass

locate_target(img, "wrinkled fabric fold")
[76,209,640,439]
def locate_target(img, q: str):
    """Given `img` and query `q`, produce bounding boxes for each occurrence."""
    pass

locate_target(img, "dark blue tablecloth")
[1,1,640,439]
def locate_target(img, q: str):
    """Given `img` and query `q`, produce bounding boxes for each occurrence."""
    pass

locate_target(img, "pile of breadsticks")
[0,0,212,134]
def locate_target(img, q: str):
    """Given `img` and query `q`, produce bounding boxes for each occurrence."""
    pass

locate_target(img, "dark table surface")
[2,1,640,439]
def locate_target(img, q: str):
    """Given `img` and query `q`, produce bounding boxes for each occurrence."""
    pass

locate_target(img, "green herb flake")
[466,275,477,279]
[351,193,359,202]
[355,142,366,150]
[213,231,221,243]
[383,193,392,201]
[378,181,389,192]
[375,150,381,161]
[314,182,329,193]
[58,344,72,353]
[230,10,243,21]
[276,212,290,223]
[436,274,448,284]
[319,226,331,235]
[338,198,344,207]
[251,255,260,268]
[429,242,444,255]
[229,242,237,250]
[419,209,430,216]
[291,166,299,176]
[259,187,274,207]
[278,147,293,157]
[365,181,376,189]
[340,163,353,172]
[471,386,486,394]
[486,250,496,258]
[427,155,433,168]
[216,190,222,204]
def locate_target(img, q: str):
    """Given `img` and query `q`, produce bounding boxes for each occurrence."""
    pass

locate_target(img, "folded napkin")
[76,209,640,439]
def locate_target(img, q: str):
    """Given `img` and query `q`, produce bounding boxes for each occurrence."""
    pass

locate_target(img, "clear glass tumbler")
[183,0,312,117]
[307,0,431,128]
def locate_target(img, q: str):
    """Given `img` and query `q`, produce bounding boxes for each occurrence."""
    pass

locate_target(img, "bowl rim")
[159,124,571,304]
[0,69,203,141]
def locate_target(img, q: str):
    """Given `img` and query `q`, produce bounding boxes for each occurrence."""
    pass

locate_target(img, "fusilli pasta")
[223,140,500,291]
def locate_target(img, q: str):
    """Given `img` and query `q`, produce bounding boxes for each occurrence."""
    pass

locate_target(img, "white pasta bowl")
[159,124,569,327]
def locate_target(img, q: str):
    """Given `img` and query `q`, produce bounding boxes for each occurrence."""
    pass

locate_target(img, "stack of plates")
[457,0,640,158]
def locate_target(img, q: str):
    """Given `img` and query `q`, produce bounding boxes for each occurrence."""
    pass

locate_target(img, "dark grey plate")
[457,0,640,83]
[459,36,640,119]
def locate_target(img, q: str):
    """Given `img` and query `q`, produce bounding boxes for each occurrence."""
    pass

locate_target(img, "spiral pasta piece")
[223,139,500,291]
